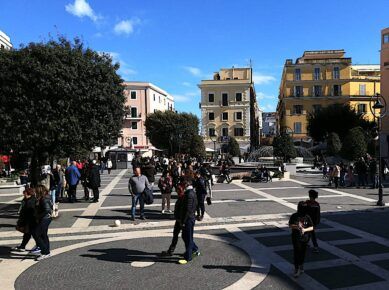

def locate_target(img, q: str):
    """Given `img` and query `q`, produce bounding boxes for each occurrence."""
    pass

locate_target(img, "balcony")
[124,112,142,120]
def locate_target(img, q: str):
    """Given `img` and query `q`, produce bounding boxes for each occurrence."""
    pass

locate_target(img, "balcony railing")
[125,113,142,119]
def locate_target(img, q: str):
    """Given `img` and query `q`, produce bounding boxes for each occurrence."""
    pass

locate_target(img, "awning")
[205,148,216,152]
[149,146,164,152]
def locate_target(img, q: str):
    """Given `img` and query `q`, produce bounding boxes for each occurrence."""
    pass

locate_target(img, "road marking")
[71,169,128,228]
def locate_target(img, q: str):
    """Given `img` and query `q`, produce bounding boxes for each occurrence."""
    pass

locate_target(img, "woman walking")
[158,170,173,213]
[32,185,53,261]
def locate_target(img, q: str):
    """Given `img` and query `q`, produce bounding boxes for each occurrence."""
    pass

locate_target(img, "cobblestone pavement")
[1,169,389,289]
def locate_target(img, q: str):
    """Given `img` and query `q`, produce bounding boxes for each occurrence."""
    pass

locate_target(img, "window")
[384,34,389,44]
[131,107,137,117]
[359,84,366,95]
[209,128,216,137]
[131,122,137,130]
[294,68,301,81]
[234,128,244,136]
[159,96,161,103]
[222,112,228,121]
[222,93,228,106]
[314,85,322,97]
[357,104,367,114]
[153,94,156,101]
[235,112,242,120]
[333,85,341,96]
[293,105,303,115]
[235,92,242,102]
[132,137,138,145]
[208,112,215,120]
[130,91,136,99]
[294,122,302,134]
[294,86,303,97]
[208,93,214,102]
[333,67,340,79]
[313,104,322,113]
[222,127,229,137]
[314,67,321,80]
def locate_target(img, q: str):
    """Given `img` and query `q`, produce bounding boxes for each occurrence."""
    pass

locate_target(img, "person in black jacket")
[32,185,53,261]
[12,187,38,252]
[194,172,207,221]
[141,158,157,188]
[178,178,200,265]
[88,160,101,202]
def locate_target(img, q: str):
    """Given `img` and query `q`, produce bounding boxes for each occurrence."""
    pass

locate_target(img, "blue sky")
[1,0,388,115]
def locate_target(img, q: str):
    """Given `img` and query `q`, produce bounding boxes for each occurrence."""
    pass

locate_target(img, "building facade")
[277,50,381,141]
[199,67,260,152]
[380,28,389,159]
[0,30,12,50]
[262,112,277,137]
[119,82,174,152]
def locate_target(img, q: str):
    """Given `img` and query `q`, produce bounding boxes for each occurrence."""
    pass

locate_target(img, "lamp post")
[369,93,387,206]
[210,133,217,161]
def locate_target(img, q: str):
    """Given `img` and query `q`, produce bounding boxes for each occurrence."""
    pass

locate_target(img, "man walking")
[178,178,200,265]
[88,160,101,202]
[128,167,150,221]
[65,161,81,203]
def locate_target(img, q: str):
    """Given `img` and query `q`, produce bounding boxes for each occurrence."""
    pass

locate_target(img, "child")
[305,190,321,253]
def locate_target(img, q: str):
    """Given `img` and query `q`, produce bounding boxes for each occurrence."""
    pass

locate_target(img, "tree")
[307,104,374,141]
[326,132,342,156]
[190,135,206,157]
[228,137,240,156]
[144,111,202,156]
[341,127,367,161]
[273,134,297,162]
[0,37,125,183]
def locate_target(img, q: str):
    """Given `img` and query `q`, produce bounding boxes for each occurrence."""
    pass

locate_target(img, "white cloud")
[173,95,191,102]
[182,82,192,87]
[65,0,99,22]
[261,103,276,112]
[102,51,137,79]
[114,18,141,35]
[252,73,276,85]
[184,66,202,77]
[257,92,276,100]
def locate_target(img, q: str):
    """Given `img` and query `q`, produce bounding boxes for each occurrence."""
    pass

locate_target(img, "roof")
[122,81,173,100]
[351,64,380,72]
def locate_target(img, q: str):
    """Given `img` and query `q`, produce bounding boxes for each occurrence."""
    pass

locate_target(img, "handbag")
[206,196,212,205]
[16,224,29,234]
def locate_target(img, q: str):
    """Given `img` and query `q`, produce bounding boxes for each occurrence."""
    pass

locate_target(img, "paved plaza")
[1,170,389,289]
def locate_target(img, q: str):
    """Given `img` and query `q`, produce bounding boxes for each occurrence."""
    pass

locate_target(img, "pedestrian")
[100,157,106,174]
[88,160,101,202]
[178,177,200,265]
[141,158,157,189]
[369,159,378,189]
[53,165,64,202]
[81,161,90,201]
[128,167,150,221]
[333,163,340,188]
[347,165,355,187]
[322,162,328,179]
[289,201,314,278]
[162,155,169,172]
[161,176,186,256]
[158,170,173,214]
[305,190,321,253]
[106,158,113,174]
[131,152,142,172]
[65,161,81,203]
[13,187,37,252]
[32,185,53,261]
[194,172,207,221]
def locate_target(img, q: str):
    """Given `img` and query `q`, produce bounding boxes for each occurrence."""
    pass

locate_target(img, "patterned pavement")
[1,169,389,289]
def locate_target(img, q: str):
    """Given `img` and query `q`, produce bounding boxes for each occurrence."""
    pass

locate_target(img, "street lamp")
[369,93,387,206]
[210,132,217,160]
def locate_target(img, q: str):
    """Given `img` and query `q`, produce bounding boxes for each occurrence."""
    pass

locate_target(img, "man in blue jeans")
[128,167,150,221]
[179,178,200,265]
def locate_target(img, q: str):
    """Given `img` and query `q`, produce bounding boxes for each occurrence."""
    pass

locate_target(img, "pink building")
[119,82,174,154]
[381,28,389,159]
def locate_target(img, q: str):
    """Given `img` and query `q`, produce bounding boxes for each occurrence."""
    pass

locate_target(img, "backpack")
[142,187,154,205]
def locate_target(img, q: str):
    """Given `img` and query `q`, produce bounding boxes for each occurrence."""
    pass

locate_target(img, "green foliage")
[326,132,342,156]
[341,127,367,161]
[228,137,240,157]
[144,110,203,156]
[190,135,206,157]
[273,134,297,162]
[0,37,125,161]
[307,104,374,141]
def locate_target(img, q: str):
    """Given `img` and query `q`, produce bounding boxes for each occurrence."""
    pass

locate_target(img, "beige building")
[380,28,389,159]
[277,50,380,141]
[119,82,174,154]
[0,30,12,50]
[199,67,260,153]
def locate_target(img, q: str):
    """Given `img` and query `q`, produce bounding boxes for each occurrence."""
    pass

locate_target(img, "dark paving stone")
[206,201,293,218]
[337,242,389,257]
[240,226,285,235]
[212,190,260,200]
[259,188,338,198]
[52,211,84,228]
[15,237,251,290]
[288,197,373,212]
[372,259,389,272]
[243,181,301,189]
[212,183,243,190]
[253,265,303,290]
[315,223,332,229]
[50,239,101,250]
[276,248,338,264]
[315,230,359,241]
[326,211,389,240]
[306,264,384,289]
[196,229,238,241]
[256,235,292,247]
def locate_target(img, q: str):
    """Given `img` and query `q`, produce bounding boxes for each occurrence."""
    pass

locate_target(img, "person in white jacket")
[107,158,113,174]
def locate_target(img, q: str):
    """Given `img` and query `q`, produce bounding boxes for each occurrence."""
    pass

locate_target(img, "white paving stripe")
[71,169,128,228]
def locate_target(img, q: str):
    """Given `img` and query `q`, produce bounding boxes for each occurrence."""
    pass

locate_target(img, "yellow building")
[199,67,260,152]
[277,50,380,141]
